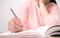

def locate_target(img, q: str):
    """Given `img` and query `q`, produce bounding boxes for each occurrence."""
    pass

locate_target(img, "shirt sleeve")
[43,3,59,25]
[16,0,30,23]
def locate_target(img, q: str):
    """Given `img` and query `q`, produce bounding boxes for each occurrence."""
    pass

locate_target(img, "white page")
[0,25,53,38]
[37,25,53,37]
[0,30,42,38]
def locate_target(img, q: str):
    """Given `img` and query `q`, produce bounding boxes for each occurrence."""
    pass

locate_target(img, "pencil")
[10,8,18,19]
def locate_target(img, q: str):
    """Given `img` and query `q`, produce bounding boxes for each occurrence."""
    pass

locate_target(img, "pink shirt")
[16,0,59,30]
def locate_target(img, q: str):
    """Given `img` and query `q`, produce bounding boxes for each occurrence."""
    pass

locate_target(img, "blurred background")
[0,0,60,32]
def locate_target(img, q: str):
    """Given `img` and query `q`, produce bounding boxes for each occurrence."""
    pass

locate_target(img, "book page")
[0,30,42,38]
[37,25,53,37]
[0,25,54,38]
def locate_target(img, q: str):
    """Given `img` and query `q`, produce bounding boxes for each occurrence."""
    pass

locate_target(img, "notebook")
[0,25,60,38]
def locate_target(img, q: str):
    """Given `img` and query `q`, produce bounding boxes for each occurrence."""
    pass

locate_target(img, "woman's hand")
[40,0,50,5]
[40,0,49,19]
[8,17,23,33]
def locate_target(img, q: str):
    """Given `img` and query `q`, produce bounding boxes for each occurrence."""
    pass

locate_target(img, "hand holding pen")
[8,8,23,33]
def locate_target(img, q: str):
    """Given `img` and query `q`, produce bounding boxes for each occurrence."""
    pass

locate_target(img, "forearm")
[40,1,48,19]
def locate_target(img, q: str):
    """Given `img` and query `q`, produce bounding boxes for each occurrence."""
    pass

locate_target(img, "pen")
[10,8,18,19]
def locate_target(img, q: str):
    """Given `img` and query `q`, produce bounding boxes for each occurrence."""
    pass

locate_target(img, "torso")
[21,0,57,30]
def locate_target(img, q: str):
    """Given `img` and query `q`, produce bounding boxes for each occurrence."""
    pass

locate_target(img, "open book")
[0,25,60,38]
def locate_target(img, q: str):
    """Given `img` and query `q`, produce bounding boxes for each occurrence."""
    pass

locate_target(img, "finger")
[13,17,21,22]
[8,17,23,32]
[13,18,23,26]
[14,27,23,33]
[14,23,23,30]
[14,21,23,28]
[13,18,23,27]
[8,22,22,33]
[13,24,23,33]
[8,21,15,32]
[8,18,21,27]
